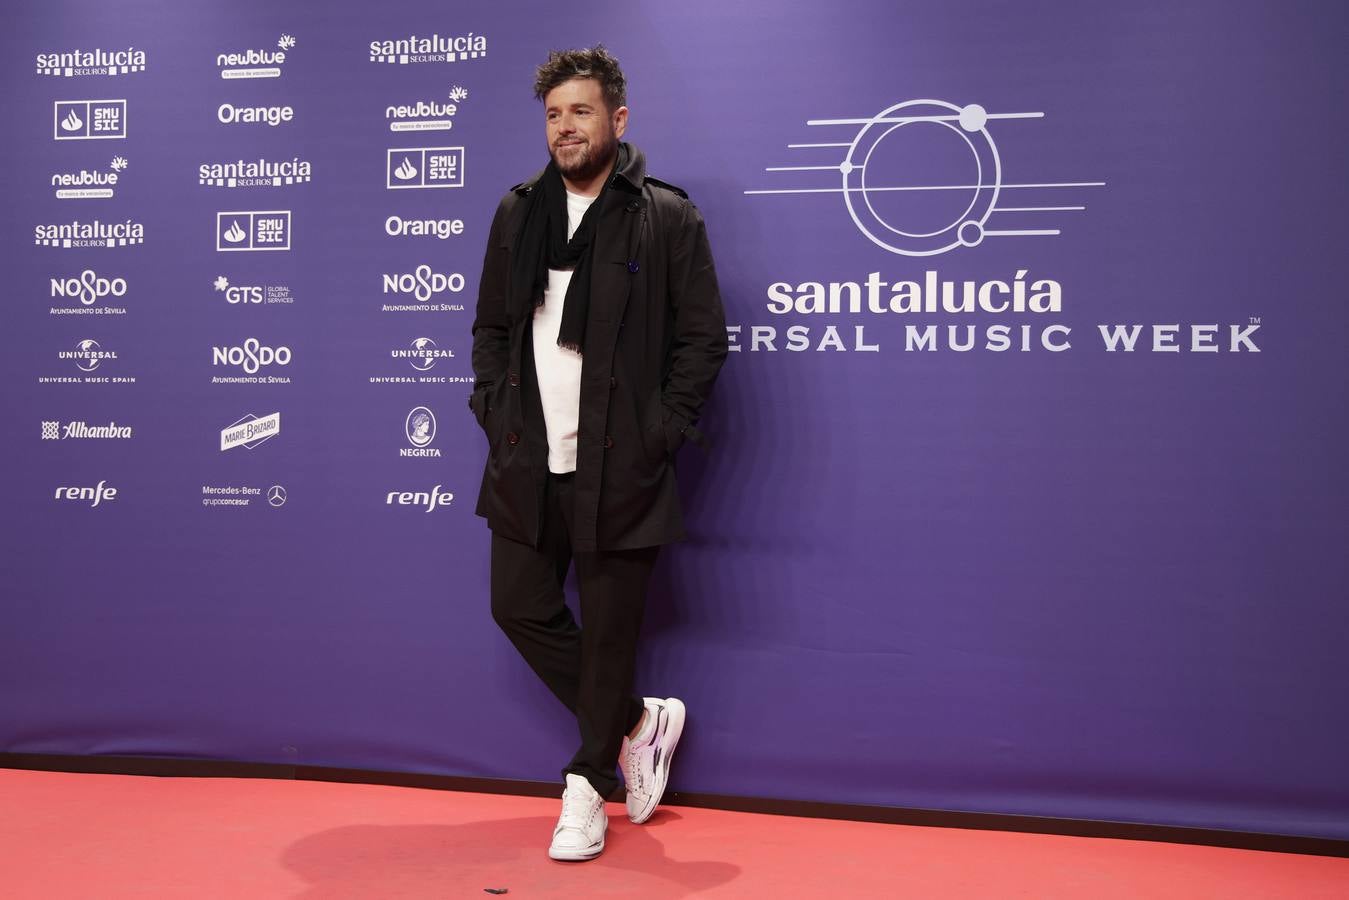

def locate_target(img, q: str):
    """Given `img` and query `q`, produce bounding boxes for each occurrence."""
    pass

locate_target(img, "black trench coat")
[468,143,728,551]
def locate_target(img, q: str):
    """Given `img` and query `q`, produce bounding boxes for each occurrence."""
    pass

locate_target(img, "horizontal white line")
[788,142,851,149]
[765,165,855,172]
[743,181,1105,196]
[985,229,1060,237]
[992,206,1086,212]
[806,111,1044,126]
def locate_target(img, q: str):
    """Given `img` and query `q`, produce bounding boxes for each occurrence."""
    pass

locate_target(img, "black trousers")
[490,471,658,799]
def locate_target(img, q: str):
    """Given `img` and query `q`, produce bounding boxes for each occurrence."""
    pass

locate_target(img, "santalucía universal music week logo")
[369,31,487,65]
[53,156,127,199]
[741,97,1261,355]
[217,34,295,79]
[54,100,126,140]
[200,156,311,188]
[37,45,145,77]
[387,85,467,132]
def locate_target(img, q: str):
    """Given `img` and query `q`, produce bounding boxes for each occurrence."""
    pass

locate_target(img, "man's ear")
[613,105,629,140]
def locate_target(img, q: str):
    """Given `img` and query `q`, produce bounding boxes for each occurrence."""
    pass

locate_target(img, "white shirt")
[533,190,596,474]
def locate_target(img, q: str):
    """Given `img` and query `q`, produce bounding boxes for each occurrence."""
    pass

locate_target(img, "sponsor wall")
[3,0,1346,838]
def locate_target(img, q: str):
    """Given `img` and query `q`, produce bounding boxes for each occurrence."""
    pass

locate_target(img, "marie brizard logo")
[746,99,1104,256]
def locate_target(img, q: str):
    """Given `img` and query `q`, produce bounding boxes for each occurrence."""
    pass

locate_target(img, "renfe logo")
[386,485,454,512]
[55,480,118,507]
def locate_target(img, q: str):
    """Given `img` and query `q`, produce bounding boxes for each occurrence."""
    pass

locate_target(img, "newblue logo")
[53,156,126,199]
[218,34,295,79]
[386,86,467,132]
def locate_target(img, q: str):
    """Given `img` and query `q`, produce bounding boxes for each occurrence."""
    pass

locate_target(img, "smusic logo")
[216,211,291,251]
[54,99,126,140]
[386,147,464,189]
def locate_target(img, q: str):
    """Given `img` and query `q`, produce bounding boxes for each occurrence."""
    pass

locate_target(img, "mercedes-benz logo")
[267,484,287,507]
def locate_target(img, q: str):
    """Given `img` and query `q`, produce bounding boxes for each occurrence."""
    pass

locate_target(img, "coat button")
[625,200,640,212]
[627,261,639,273]
[508,372,520,387]
[506,432,520,445]
[604,435,614,449]
[609,376,616,390]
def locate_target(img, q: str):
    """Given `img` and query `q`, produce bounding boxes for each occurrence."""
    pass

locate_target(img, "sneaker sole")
[629,697,685,824]
[548,837,605,861]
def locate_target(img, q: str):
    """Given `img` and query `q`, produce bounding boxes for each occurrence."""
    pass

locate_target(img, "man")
[467,46,727,861]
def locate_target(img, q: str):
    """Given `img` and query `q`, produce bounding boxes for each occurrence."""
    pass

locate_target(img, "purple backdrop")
[3,0,1346,840]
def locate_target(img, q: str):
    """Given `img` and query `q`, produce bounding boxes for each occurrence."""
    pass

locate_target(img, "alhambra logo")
[217,34,296,79]
[37,46,146,77]
[369,32,487,65]
[745,99,1103,256]
[200,157,312,188]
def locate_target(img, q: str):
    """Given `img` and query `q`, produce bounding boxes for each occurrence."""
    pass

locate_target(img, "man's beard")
[551,130,619,183]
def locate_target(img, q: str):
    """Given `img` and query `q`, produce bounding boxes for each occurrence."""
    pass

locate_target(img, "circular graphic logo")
[267,485,287,507]
[843,100,1000,256]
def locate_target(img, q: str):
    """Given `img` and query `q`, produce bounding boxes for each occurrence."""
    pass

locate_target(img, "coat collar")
[512,142,646,197]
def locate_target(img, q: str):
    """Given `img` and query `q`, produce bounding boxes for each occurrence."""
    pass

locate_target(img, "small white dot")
[958,104,988,132]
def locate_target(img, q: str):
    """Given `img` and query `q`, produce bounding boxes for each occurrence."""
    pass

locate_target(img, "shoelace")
[624,743,645,792]
[560,786,597,826]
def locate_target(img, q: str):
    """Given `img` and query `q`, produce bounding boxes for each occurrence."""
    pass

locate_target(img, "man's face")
[544,77,627,184]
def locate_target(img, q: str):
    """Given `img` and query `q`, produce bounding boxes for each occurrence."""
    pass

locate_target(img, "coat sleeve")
[469,194,513,427]
[661,197,729,449]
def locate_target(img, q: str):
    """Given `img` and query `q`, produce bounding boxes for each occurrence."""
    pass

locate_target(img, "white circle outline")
[859,119,982,239]
[843,99,1003,256]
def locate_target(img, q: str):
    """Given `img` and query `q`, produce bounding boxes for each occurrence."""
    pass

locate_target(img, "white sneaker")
[619,696,686,824]
[548,773,607,861]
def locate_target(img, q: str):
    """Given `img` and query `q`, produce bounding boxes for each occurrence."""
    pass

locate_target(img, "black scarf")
[509,143,629,353]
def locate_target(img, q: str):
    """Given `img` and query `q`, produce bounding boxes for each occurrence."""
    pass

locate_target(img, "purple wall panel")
[2,0,1346,838]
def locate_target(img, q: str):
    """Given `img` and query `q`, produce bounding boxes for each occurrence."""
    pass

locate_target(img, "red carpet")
[3,769,1345,898]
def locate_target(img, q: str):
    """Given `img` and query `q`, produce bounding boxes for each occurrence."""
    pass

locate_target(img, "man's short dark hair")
[533,45,627,111]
